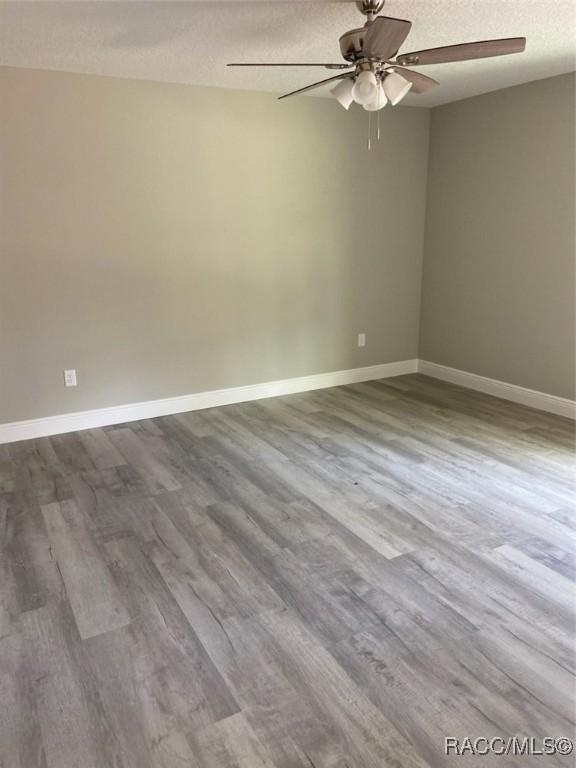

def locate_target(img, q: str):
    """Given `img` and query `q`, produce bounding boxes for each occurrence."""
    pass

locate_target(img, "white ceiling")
[1,1,575,107]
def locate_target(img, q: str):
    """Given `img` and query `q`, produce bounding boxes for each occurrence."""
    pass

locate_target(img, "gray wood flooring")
[1,374,575,767]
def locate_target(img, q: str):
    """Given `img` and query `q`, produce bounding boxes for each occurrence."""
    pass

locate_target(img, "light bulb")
[352,70,378,106]
[363,84,388,111]
[331,78,354,110]
[383,70,412,106]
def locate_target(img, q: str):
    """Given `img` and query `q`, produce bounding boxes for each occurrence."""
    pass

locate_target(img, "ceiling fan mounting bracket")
[356,0,386,21]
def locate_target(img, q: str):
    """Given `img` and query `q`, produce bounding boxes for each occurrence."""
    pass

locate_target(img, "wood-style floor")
[1,374,575,768]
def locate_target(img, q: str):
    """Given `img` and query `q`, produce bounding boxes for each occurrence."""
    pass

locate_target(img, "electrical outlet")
[357,333,366,348]
[64,369,77,387]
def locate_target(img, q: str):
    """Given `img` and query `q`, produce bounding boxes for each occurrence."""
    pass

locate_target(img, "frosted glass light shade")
[363,84,388,111]
[352,70,379,105]
[331,78,355,110]
[383,71,412,105]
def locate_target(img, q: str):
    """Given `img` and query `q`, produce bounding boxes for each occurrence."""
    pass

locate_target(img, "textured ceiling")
[1,1,575,107]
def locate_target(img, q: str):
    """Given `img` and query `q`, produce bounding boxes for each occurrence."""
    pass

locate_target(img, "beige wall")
[420,73,576,400]
[0,66,430,423]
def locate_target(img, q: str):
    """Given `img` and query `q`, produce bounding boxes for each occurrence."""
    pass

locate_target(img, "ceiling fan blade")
[278,73,354,101]
[396,37,526,66]
[228,63,350,70]
[389,66,439,94]
[363,16,412,60]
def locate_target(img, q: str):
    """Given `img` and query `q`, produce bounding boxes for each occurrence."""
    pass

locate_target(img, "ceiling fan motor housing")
[339,27,369,62]
[341,1,387,63]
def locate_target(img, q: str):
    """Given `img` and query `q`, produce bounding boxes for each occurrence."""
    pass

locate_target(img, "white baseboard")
[0,359,418,445]
[418,360,576,420]
[2,357,572,444]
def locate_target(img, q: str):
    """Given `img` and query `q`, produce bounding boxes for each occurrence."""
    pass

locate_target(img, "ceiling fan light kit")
[383,70,412,105]
[364,83,388,111]
[228,0,526,116]
[331,78,355,109]
[352,69,379,105]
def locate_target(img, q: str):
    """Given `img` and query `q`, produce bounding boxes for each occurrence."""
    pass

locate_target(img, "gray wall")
[2,67,574,426]
[0,66,430,423]
[420,73,576,400]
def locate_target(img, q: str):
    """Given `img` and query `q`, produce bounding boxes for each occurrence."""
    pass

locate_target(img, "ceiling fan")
[228,0,526,111]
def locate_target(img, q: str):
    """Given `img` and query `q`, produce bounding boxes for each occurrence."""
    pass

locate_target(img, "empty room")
[1,1,575,766]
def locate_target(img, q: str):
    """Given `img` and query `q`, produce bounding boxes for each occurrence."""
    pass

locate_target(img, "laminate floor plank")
[193,712,279,768]
[1,375,574,767]
[214,612,361,768]
[515,535,576,580]
[20,600,126,768]
[7,438,72,504]
[41,499,131,639]
[257,607,431,768]
[3,491,65,614]
[0,628,47,768]
[0,444,16,494]
[104,534,240,728]
[206,501,380,644]
[106,427,182,494]
[49,432,97,475]
[83,625,171,768]
[79,428,128,471]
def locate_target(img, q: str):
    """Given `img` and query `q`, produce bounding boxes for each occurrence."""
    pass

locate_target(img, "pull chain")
[377,107,381,141]
[368,110,372,151]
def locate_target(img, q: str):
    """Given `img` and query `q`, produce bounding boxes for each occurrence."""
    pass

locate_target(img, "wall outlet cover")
[64,369,78,387]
